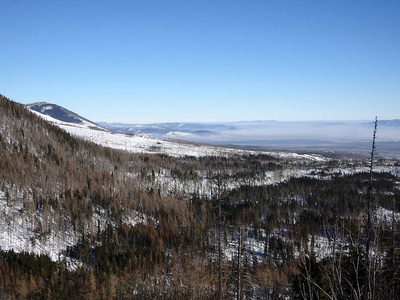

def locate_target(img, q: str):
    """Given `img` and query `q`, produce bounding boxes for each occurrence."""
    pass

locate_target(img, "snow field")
[0,189,151,270]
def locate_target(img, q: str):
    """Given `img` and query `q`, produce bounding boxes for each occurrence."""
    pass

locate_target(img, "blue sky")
[1,0,399,123]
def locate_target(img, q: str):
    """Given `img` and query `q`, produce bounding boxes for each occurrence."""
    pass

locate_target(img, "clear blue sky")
[1,0,399,123]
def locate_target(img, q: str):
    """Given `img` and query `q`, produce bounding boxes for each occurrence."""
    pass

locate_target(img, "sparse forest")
[0,94,399,299]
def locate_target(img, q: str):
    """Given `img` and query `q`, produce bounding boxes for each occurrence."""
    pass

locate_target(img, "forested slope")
[0,94,399,299]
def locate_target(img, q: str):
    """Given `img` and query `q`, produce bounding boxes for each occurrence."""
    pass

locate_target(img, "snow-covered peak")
[26,102,109,132]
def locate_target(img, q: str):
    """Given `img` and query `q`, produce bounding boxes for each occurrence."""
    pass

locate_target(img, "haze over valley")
[1,0,399,298]
[26,101,400,159]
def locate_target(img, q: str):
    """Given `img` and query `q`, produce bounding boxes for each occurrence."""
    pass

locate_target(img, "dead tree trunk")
[363,116,378,300]
[237,226,242,300]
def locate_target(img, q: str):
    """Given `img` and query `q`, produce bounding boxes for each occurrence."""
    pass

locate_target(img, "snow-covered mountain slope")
[26,102,108,132]
[1,96,399,299]
[29,106,328,161]
[100,119,400,159]
[27,102,400,158]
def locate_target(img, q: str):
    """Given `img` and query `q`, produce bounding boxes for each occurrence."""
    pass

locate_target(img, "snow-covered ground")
[0,190,79,268]
[3,109,395,270]
[0,189,149,269]
[30,109,329,161]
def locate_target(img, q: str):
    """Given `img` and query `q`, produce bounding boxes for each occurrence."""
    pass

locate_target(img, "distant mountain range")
[25,102,400,158]
[98,119,400,146]
[376,119,400,127]
[97,121,233,138]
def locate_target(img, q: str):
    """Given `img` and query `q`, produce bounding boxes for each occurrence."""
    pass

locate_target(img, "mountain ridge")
[26,102,109,132]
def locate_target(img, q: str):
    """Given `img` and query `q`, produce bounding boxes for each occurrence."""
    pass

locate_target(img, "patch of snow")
[165,131,196,138]
[376,206,400,225]
[0,193,80,269]
[41,105,54,112]
[0,188,149,270]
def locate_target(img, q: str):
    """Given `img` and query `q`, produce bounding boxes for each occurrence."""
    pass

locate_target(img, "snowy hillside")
[30,108,329,161]
[27,102,108,132]
[0,96,398,299]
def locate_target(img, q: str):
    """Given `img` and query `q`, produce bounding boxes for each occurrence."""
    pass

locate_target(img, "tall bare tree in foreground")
[363,116,378,300]
[294,117,381,300]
